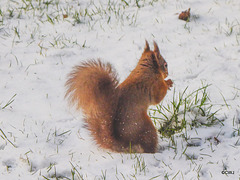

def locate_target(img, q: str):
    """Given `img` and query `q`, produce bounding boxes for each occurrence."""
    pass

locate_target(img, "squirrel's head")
[139,41,168,79]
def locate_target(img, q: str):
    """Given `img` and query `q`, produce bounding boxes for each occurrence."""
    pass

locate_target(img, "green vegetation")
[150,84,223,138]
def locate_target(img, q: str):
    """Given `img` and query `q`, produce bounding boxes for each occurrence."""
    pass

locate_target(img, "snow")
[0,0,240,179]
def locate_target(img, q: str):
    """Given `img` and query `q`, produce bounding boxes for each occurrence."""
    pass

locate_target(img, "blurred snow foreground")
[0,0,240,179]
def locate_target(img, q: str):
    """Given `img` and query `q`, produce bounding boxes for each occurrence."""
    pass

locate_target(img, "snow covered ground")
[0,0,240,179]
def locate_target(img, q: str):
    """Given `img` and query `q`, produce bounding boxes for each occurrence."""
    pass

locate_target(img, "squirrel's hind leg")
[139,123,158,153]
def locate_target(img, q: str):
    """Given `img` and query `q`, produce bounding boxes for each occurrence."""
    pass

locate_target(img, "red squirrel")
[65,41,173,153]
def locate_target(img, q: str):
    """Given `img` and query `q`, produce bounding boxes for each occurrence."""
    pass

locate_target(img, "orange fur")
[65,41,173,153]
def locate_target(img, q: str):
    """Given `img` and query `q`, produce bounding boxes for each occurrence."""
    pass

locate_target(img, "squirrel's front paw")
[166,79,173,89]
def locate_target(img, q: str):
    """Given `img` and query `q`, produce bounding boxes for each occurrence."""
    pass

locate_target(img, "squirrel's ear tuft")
[153,41,160,57]
[144,40,150,52]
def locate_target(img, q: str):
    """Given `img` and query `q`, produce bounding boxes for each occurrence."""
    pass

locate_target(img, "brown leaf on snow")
[179,8,191,21]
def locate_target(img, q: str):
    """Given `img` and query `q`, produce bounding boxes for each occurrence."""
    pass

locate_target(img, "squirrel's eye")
[164,63,168,69]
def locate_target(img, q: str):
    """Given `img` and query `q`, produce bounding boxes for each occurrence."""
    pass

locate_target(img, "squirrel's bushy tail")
[65,60,119,150]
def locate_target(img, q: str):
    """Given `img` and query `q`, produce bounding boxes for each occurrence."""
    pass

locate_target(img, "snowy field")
[0,0,240,179]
